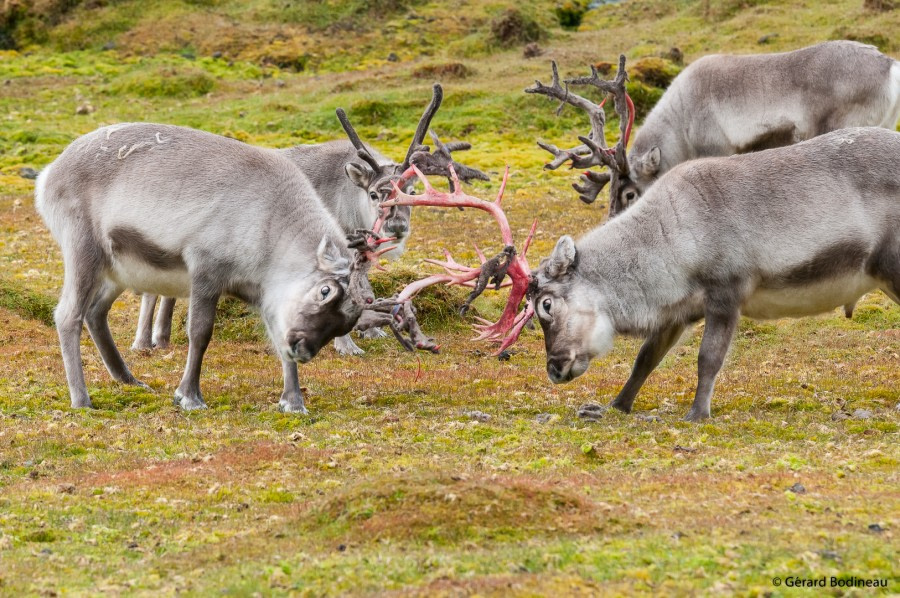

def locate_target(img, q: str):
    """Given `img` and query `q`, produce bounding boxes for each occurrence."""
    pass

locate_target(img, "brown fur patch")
[109,226,185,269]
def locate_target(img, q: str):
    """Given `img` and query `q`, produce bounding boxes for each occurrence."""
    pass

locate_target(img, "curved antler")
[335,107,384,173]
[401,83,444,171]
[382,165,537,353]
[565,54,635,176]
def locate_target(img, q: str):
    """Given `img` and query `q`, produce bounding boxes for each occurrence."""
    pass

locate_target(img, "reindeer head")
[271,237,366,364]
[526,57,638,219]
[336,84,489,249]
[530,236,614,383]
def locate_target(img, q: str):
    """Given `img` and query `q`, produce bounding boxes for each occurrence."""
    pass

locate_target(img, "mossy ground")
[0,1,898,595]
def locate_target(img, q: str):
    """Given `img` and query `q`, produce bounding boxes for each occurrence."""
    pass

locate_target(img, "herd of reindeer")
[33,40,900,421]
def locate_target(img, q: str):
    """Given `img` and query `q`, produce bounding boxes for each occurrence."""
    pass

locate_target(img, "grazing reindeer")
[133,84,488,356]
[36,123,377,413]
[529,41,900,216]
[528,127,900,421]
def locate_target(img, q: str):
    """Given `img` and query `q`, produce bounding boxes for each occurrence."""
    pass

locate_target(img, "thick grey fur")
[613,41,900,214]
[531,127,900,421]
[36,123,364,413]
[132,138,409,356]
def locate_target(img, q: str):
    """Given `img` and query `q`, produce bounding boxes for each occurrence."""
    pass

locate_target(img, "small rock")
[868,523,885,533]
[673,445,698,453]
[212,51,223,59]
[818,550,841,561]
[101,41,116,51]
[534,413,556,424]
[58,484,75,495]
[127,541,139,549]
[181,50,196,60]
[758,33,779,44]
[337,543,347,552]
[671,531,686,540]
[39,548,52,556]
[289,431,305,442]
[275,79,286,88]
[831,411,850,421]
[236,502,249,512]
[3,79,10,86]
[19,167,39,180]
[637,414,661,423]
[523,42,543,58]
[238,111,246,118]
[852,408,873,420]
[576,403,607,421]
[788,482,806,494]
[75,102,94,115]
[464,410,491,422]
[386,52,399,62]
[497,350,511,362]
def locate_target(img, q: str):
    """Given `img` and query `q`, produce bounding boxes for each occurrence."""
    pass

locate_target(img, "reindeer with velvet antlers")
[528,41,900,218]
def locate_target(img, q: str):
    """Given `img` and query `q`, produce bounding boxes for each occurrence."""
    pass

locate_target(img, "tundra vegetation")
[0,0,898,595]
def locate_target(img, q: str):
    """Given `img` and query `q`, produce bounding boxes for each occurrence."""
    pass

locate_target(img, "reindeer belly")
[105,225,191,297]
[742,273,877,320]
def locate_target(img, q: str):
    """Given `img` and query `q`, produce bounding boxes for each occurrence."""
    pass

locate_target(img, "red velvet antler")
[381,164,537,353]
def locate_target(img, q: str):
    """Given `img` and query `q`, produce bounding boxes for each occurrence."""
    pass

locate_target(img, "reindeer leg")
[86,279,147,388]
[152,297,176,349]
[55,244,105,409]
[611,323,687,414]
[174,289,219,411]
[685,306,740,422]
[360,327,388,339]
[278,358,307,414]
[132,294,157,351]
[334,334,364,356]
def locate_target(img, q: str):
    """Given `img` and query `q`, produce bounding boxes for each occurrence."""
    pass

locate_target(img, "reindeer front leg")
[278,358,307,414]
[611,322,687,414]
[686,305,739,422]
[174,289,219,411]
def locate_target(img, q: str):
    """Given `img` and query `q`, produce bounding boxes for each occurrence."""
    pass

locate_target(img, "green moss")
[107,65,214,98]
[0,279,55,326]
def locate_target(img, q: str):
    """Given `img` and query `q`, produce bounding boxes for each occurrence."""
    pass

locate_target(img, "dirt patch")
[412,62,473,80]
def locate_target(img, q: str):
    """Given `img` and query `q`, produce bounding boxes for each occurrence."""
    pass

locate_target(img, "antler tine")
[402,83,444,170]
[336,107,383,173]
[525,60,609,171]
[566,54,635,155]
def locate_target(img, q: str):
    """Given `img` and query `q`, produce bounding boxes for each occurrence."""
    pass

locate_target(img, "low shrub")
[108,65,214,98]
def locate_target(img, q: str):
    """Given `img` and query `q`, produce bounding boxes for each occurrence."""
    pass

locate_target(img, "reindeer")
[528,41,900,217]
[132,84,488,356]
[527,127,900,421]
[36,122,381,413]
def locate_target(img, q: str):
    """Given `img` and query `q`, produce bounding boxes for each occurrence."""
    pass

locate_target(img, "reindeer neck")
[576,201,700,336]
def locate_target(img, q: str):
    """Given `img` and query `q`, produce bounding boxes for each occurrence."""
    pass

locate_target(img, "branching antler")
[566,54,635,177]
[525,56,636,205]
[409,130,491,183]
[381,164,537,354]
[525,60,610,170]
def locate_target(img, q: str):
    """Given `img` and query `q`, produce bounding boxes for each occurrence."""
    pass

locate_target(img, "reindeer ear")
[344,162,375,190]
[633,147,661,177]
[316,237,350,277]
[546,236,577,279]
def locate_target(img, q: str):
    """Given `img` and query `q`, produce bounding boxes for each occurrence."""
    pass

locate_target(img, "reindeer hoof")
[683,409,710,423]
[278,398,309,415]
[361,327,388,339]
[131,341,154,351]
[174,390,207,411]
[334,336,364,356]
[70,396,94,409]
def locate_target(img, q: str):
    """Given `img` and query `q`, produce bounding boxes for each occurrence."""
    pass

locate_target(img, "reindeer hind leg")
[86,279,147,388]
[132,293,158,350]
[55,241,105,408]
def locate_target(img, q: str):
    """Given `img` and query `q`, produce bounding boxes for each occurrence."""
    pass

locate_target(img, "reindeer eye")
[369,191,379,201]
[320,286,331,298]
[625,191,637,202]
[542,298,552,314]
